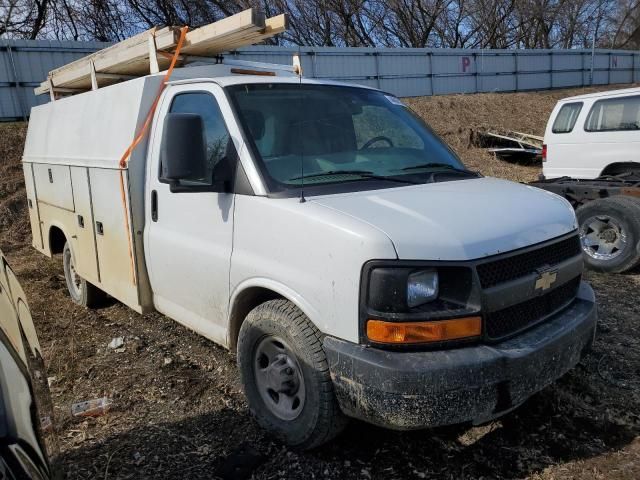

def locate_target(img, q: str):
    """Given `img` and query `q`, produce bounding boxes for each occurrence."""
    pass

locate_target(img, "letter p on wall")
[461,56,471,73]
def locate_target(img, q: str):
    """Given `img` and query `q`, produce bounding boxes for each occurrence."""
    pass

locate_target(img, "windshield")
[227,83,472,193]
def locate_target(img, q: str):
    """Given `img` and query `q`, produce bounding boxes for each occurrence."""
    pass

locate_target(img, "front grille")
[476,235,581,289]
[485,276,581,340]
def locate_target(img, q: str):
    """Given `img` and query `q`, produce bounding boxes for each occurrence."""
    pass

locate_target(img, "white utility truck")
[23,12,597,449]
[533,87,640,273]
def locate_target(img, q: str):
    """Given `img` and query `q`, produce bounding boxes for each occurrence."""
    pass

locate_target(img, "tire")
[62,242,104,307]
[237,299,347,449]
[18,325,61,468]
[576,196,640,273]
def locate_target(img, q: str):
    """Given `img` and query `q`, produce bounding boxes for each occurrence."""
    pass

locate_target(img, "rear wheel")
[237,299,347,449]
[62,242,104,307]
[576,196,640,273]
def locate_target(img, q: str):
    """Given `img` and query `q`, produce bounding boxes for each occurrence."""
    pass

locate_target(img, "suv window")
[585,95,640,132]
[552,102,582,133]
[162,92,231,185]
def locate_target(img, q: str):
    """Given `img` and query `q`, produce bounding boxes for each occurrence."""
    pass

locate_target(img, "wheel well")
[600,162,640,177]
[49,226,66,254]
[228,287,283,351]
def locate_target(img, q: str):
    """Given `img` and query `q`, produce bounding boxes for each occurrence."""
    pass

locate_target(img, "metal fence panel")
[480,74,516,92]
[518,54,552,72]
[1,39,639,120]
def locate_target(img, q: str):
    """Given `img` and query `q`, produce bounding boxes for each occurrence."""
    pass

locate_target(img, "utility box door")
[32,164,75,211]
[69,167,100,285]
[89,168,140,312]
[22,163,43,250]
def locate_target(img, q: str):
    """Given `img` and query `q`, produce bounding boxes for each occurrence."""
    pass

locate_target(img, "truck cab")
[23,62,598,448]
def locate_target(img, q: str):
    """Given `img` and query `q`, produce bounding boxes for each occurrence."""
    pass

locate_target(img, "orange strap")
[119,26,189,169]
[118,26,189,285]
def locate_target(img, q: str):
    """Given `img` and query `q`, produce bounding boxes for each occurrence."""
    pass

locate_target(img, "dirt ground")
[1,85,639,480]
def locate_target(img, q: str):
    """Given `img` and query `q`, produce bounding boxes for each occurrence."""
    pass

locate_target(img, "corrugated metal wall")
[0,39,111,120]
[1,40,639,120]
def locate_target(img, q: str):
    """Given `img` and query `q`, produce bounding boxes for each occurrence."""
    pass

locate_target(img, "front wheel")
[237,300,347,449]
[576,196,640,273]
[62,242,104,307]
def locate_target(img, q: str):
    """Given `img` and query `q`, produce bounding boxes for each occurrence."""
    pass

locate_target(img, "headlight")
[362,262,481,347]
[407,269,438,307]
[365,264,477,314]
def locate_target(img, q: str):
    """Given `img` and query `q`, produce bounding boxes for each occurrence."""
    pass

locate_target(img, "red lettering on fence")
[462,56,471,73]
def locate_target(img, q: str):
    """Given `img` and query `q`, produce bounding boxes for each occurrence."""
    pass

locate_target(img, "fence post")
[608,52,612,84]
[373,50,381,89]
[514,51,518,92]
[6,43,28,121]
[473,52,478,93]
[309,49,317,78]
[427,51,434,95]
[549,51,554,89]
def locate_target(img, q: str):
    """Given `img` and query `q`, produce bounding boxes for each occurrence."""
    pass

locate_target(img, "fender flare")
[227,277,323,348]
[45,220,72,257]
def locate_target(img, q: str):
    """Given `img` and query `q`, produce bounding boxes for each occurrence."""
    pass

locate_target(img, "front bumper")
[324,281,597,430]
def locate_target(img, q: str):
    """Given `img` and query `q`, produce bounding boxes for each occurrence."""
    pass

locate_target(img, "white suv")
[543,86,640,180]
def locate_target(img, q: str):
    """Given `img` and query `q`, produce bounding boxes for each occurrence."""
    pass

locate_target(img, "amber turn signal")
[366,317,482,344]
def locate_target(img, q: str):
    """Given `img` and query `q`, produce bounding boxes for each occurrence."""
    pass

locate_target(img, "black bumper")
[324,281,597,430]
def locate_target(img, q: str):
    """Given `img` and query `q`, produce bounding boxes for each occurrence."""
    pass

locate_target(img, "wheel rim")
[253,336,306,421]
[580,215,628,261]
[65,249,83,298]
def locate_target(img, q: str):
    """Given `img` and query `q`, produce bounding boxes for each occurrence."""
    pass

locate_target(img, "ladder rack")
[35,9,288,99]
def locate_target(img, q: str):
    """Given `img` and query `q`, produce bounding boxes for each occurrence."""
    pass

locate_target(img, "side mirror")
[161,113,207,181]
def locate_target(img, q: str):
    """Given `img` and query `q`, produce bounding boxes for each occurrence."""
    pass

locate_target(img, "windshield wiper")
[288,170,418,184]
[401,163,473,173]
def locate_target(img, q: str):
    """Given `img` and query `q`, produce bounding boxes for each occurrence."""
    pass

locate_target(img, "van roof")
[559,85,640,102]
[167,64,378,90]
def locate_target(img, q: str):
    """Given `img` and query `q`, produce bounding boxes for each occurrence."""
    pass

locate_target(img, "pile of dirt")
[1,85,638,480]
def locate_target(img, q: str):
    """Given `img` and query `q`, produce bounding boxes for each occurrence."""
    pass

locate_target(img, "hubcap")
[253,336,305,421]
[66,250,83,298]
[580,215,627,261]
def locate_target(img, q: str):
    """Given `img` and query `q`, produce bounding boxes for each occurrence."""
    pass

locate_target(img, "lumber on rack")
[34,27,179,95]
[35,9,288,97]
[181,14,288,56]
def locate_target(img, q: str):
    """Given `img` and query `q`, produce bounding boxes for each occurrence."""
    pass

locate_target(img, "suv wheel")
[237,299,347,449]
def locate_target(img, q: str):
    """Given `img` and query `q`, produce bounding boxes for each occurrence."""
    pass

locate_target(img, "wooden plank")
[47,27,159,77]
[181,9,263,53]
[90,60,98,90]
[35,27,178,94]
[200,14,288,54]
[148,34,160,74]
[35,9,288,96]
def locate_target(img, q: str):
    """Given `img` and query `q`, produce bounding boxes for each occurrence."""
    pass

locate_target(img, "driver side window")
[162,92,231,185]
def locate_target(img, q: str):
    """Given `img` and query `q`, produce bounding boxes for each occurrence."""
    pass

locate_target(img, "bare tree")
[1,0,638,51]
[0,0,49,38]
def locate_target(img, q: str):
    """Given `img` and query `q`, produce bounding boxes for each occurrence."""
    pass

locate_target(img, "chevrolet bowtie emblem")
[535,269,558,291]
